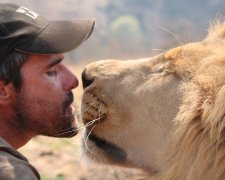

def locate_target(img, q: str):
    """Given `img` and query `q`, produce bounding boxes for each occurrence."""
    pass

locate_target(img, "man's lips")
[67,104,74,112]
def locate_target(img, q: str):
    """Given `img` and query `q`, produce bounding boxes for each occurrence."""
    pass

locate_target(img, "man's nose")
[63,70,79,91]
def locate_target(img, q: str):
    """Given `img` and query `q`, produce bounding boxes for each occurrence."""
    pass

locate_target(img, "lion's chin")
[82,133,159,175]
[82,132,128,165]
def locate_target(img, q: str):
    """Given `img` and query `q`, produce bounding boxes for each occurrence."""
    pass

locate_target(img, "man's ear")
[0,81,16,104]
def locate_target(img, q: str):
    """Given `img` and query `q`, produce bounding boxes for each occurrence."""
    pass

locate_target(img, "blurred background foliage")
[1,0,225,62]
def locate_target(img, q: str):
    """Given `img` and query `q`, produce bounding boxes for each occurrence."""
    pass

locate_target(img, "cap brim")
[15,18,95,54]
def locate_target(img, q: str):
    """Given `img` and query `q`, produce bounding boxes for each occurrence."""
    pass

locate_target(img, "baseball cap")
[0,3,95,61]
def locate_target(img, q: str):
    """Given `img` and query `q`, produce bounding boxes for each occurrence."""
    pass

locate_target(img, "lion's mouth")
[81,92,128,163]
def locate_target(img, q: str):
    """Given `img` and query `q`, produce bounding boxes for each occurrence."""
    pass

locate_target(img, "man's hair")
[0,51,29,89]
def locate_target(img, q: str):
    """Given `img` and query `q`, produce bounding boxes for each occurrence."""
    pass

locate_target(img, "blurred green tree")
[110,15,142,39]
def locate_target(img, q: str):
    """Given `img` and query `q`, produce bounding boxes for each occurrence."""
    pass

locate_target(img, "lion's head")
[81,20,225,179]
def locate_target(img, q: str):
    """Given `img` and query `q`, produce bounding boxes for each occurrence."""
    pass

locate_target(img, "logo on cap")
[16,6,39,19]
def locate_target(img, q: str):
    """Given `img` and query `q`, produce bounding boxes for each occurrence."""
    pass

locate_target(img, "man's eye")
[46,69,57,77]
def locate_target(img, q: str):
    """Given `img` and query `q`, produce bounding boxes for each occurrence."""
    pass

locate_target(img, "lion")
[80,20,225,180]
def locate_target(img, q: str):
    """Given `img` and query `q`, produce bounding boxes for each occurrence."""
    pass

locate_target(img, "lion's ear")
[205,19,225,40]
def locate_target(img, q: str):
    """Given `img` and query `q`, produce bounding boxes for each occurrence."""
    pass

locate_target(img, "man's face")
[14,54,79,138]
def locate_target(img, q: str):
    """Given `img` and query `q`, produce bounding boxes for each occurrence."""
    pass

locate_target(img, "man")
[0,3,95,179]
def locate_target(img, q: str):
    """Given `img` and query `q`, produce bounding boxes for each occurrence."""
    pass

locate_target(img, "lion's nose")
[82,69,94,89]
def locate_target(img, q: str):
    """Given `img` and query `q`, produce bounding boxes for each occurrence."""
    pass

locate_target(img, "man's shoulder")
[0,138,28,161]
[0,138,40,180]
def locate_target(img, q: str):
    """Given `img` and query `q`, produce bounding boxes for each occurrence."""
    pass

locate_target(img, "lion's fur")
[156,22,225,179]
[155,22,225,179]
[81,20,225,180]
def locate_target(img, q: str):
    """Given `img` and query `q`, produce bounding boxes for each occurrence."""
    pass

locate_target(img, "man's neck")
[0,133,32,149]
[0,117,33,149]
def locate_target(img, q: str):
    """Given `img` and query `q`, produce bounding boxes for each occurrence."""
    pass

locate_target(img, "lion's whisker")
[152,48,168,53]
[77,102,104,129]
[82,103,103,152]
[56,116,102,136]
[56,99,98,120]
[58,126,76,132]
[80,116,101,129]
[84,124,96,153]
[57,101,104,136]
[157,25,184,46]
[56,127,77,136]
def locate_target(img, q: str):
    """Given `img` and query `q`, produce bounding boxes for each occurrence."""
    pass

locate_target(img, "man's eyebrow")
[47,58,63,68]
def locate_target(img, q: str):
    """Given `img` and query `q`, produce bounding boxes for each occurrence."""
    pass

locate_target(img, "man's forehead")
[20,53,64,72]
[28,54,64,65]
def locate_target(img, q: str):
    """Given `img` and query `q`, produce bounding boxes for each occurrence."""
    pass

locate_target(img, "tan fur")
[81,20,225,180]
